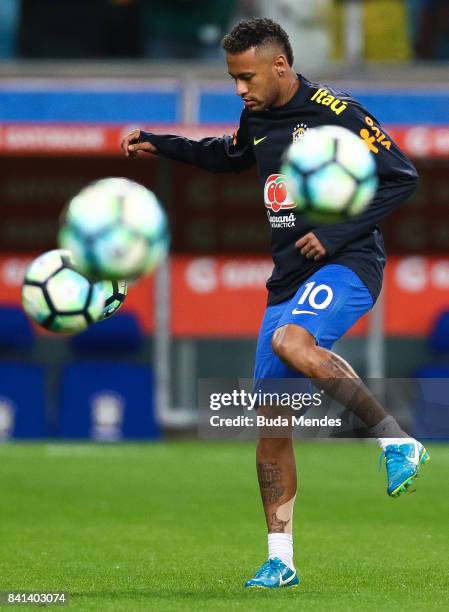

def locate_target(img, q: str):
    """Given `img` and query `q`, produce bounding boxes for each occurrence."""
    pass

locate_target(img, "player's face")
[227,47,283,111]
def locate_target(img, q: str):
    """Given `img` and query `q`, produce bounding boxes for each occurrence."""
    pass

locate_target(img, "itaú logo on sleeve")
[264,174,296,213]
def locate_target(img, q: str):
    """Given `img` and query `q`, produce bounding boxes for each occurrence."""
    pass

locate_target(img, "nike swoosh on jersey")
[253,136,268,146]
[291,309,318,315]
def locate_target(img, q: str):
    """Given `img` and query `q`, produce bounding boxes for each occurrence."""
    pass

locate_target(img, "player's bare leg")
[245,407,299,588]
[272,324,395,426]
[257,412,296,536]
[272,324,430,496]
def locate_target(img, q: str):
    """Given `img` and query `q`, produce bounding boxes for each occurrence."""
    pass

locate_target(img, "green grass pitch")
[0,441,448,611]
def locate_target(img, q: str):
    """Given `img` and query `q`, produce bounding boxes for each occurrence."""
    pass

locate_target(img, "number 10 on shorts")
[294,281,334,312]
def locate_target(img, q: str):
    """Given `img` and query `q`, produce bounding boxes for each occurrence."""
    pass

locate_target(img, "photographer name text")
[209,415,342,428]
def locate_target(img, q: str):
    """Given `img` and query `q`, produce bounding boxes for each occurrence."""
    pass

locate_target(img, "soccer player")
[121,18,429,590]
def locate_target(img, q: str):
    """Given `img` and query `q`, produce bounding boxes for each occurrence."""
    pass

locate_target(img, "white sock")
[377,437,415,451]
[268,533,294,570]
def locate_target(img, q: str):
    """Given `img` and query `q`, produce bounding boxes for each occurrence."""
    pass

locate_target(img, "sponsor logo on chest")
[264,174,296,228]
[310,88,348,115]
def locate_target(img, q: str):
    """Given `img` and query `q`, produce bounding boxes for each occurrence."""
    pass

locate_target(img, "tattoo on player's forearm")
[269,512,291,533]
[257,462,285,504]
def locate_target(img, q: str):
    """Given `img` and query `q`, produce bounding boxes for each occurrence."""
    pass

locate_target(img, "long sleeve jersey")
[140,75,419,306]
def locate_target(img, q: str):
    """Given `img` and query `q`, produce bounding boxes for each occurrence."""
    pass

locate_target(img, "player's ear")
[274,54,287,77]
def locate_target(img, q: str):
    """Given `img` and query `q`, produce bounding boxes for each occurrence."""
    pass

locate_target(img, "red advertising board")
[0,124,449,158]
[385,257,449,335]
[2,254,448,338]
[171,256,272,337]
[170,256,449,338]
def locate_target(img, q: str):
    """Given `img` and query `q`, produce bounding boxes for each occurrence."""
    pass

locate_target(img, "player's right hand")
[121,129,157,157]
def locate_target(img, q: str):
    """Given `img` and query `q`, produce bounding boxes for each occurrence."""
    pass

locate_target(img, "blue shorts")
[254,264,374,380]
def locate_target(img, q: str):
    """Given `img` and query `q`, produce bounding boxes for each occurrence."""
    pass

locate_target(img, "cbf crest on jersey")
[292,123,308,143]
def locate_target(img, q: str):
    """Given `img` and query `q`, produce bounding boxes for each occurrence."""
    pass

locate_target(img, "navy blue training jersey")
[141,75,419,306]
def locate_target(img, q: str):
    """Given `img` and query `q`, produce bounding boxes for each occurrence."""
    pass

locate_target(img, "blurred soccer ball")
[281,125,378,223]
[59,178,169,280]
[22,249,105,334]
[96,279,128,320]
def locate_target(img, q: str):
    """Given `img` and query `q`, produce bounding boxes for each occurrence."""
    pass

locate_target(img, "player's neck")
[273,73,300,108]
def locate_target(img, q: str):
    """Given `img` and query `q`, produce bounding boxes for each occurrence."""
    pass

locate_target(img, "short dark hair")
[222,18,294,66]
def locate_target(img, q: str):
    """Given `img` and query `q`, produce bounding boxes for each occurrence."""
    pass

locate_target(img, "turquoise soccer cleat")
[382,440,430,498]
[244,557,299,589]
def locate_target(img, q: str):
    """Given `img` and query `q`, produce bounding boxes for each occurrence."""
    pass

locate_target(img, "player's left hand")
[295,232,327,261]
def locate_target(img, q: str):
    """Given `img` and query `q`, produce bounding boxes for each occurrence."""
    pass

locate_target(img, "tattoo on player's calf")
[320,353,356,378]
[270,513,291,533]
[257,462,285,504]
[318,355,387,427]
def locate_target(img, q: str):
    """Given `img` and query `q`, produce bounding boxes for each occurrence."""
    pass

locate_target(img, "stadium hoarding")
[0,124,449,157]
[1,254,449,338]
[171,255,449,337]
